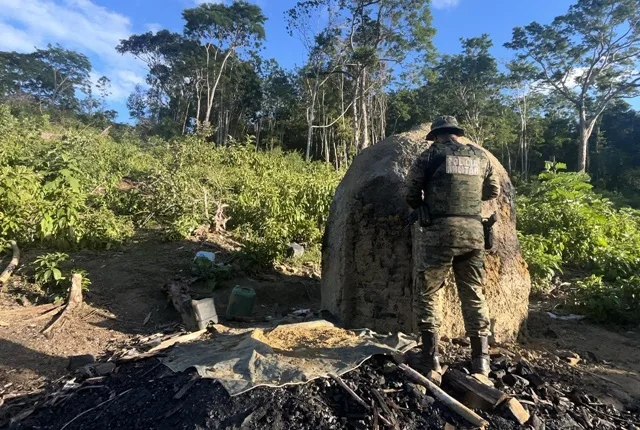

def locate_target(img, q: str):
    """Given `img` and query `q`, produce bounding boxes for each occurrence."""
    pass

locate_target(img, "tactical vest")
[424,140,487,218]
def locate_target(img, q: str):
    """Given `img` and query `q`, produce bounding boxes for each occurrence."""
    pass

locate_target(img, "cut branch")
[0,240,20,287]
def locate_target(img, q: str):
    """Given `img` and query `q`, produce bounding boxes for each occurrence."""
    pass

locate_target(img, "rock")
[406,382,426,397]
[93,362,117,376]
[502,373,518,386]
[585,351,598,362]
[421,396,436,407]
[452,338,471,347]
[287,243,305,258]
[382,362,397,374]
[491,369,506,380]
[565,357,581,366]
[67,354,96,371]
[556,350,580,360]
[321,125,531,341]
[512,374,530,387]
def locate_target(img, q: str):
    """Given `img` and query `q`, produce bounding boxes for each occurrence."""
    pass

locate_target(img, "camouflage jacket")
[404,138,500,249]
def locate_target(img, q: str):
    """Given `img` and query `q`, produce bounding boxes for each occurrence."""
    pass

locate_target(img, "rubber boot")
[470,336,490,376]
[421,331,442,374]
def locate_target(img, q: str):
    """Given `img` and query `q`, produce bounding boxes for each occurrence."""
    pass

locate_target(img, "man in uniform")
[404,116,500,376]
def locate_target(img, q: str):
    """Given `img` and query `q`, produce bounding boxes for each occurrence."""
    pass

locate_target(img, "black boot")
[421,331,442,374]
[470,336,490,376]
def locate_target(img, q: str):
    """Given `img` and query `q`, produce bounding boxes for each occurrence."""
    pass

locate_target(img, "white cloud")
[432,0,460,9]
[0,0,146,106]
[145,22,164,33]
[0,22,38,52]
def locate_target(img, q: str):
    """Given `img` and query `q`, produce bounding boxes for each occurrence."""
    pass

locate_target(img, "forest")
[1,0,640,325]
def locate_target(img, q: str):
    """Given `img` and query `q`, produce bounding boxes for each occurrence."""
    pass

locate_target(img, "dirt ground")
[0,232,639,428]
[0,232,320,396]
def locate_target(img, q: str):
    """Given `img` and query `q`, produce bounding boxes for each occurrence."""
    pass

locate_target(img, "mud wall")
[321,125,531,341]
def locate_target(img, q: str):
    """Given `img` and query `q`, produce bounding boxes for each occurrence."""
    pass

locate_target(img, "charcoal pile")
[1,340,639,429]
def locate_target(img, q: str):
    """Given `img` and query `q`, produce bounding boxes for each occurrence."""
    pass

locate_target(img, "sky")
[2,0,634,122]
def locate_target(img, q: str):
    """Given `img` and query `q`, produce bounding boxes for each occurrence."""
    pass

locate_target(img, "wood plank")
[445,369,509,411]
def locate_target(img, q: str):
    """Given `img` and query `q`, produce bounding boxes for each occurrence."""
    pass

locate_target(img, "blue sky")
[2,0,635,121]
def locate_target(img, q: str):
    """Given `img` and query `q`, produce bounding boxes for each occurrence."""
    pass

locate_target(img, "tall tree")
[287,0,435,160]
[506,60,544,178]
[0,44,91,112]
[506,0,640,172]
[434,35,503,146]
[183,1,266,129]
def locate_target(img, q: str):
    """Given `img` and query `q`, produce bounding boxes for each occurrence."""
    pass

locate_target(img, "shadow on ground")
[0,231,321,392]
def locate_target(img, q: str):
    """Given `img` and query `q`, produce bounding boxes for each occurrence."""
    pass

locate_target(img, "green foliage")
[518,164,640,324]
[573,275,640,326]
[0,107,340,266]
[0,106,136,248]
[33,252,68,287]
[32,252,91,301]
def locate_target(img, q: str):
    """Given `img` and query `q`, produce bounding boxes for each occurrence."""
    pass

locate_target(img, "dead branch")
[0,303,60,317]
[147,329,207,354]
[25,306,65,323]
[42,274,83,338]
[0,240,20,287]
[211,202,230,232]
[329,373,393,427]
[398,364,488,428]
[372,388,399,429]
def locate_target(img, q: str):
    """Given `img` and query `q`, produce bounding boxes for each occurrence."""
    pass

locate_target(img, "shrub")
[0,107,340,265]
[517,164,640,323]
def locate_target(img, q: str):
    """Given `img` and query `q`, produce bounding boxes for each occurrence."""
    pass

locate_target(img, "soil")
[0,232,639,429]
[0,231,320,395]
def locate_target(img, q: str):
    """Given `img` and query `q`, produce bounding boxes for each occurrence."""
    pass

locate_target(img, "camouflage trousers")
[414,247,491,337]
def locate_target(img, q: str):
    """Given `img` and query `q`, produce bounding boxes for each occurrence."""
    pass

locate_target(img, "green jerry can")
[226,286,256,319]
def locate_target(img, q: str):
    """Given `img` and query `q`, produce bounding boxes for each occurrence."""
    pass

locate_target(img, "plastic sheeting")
[162,320,416,396]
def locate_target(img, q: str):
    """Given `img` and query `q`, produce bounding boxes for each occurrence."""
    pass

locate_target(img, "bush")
[0,106,340,265]
[517,164,640,324]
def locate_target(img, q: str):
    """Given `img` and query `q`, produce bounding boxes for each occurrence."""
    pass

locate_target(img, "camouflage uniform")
[405,128,500,338]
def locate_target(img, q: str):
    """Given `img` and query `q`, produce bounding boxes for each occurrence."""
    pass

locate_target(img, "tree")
[506,60,544,178]
[433,35,504,146]
[0,44,91,112]
[257,59,299,150]
[506,0,640,172]
[183,1,266,129]
[118,30,206,135]
[287,0,435,161]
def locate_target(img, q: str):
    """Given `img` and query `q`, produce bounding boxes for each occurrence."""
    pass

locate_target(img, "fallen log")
[42,274,83,338]
[398,364,488,428]
[445,369,509,410]
[0,240,20,287]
